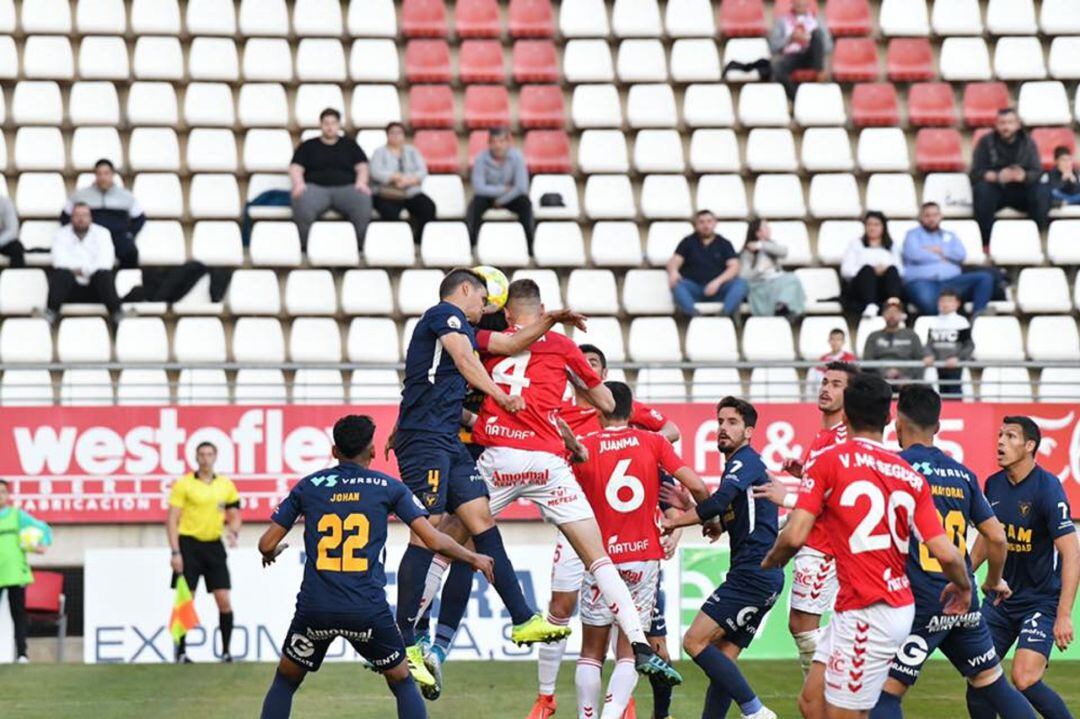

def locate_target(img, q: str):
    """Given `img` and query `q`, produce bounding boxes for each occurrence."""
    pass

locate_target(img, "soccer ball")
[473,265,509,310]
[19,526,44,551]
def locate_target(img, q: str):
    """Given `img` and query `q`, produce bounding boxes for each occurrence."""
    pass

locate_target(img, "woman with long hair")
[740,217,806,317]
[841,210,903,317]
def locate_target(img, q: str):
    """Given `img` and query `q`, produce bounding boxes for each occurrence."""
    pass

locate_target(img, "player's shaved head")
[506,278,542,307]
[603,381,633,421]
[897,384,941,430]
[843,373,893,434]
[333,414,377,462]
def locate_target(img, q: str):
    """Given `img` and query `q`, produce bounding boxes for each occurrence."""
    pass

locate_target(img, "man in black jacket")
[60,159,146,268]
[970,108,1048,247]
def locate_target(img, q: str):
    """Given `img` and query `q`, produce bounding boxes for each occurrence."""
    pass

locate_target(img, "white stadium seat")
[1049,37,1080,79]
[530,175,580,220]
[233,318,286,364]
[1018,81,1072,125]
[866,174,918,217]
[585,175,636,219]
[940,38,991,82]
[1042,0,1080,34]
[994,36,1046,80]
[628,317,681,362]
[972,316,1025,361]
[1017,268,1071,313]
[665,0,715,37]
[743,317,796,361]
[641,175,692,220]
[295,84,346,128]
[14,128,64,172]
[685,317,738,362]
[794,84,847,126]
[627,84,678,128]
[423,175,467,219]
[770,221,813,265]
[357,130,387,157]
[16,174,67,218]
[579,130,629,174]
[622,269,674,315]
[1039,368,1080,402]
[58,318,111,363]
[128,129,180,172]
[350,84,401,128]
[1,370,54,406]
[980,367,1033,402]
[308,222,362,267]
[563,40,615,83]
[184,82,236,127]
[244,39,293,82]
[136,221,185,265]
[749,367,803,402]
[746,129,798,172]
[185,0,236,34]
[753,175,805,219]
[23,0,71,32]
[513,269,564,310]
[115,318,168,363]
[613,0,662,37]
[12,82,62,125]
[817,220,866,266]
[296,39,347,82]
[989,220,1044,265]
[880,0,929,36]
[588,222,642,267]
[239,0,289,36]
[799,316,853,360]
[941,219,986,264]
[77,36,129,80]
[0,269,47,315]
[290,318,342,363]
[796,268,843,314]
[683,84,735,127]
[691,368,743,402]
[350,369,401,403]
[802,128,855,172]
[689,129,741,173]
[634,130,685,173]
[350,39,400,82]
[0,36,15,80]
[342,270,393,315]
[60,370,113,406]
[857,128,910,172]
[421,222,472,267]
[534,222,587,267]
[697,174,748,219]
[987,0,1037,34]
[397,269,443,316]
[670,39,721,82]
[133,37,183,81]
[646,221,692,266]
[176,369,229,404]
[127,82,179,125]
[293,369,345,404]
[189,175,241,219]
[932,0,983,35]
[571,317,626,362]
[477,223,530,267]
[249,222,302,267]
[560,0,609,38]
[23,36,74,81]
[923,174,973,218]
[1027,315,1080,360]
[131,0,181,34]
[186,128,237,173]
[294,0,343,36]
[572,84,622,128]
[246,174,292,220]
[636,368,686,402]
[233,369,287,405]
[69,81,120,125]
[228,270,281,315]
[243,129,293,172]
[1,319,52,363]
[71,128,122,172]
[1048,220,1080,264]
[738,84,790,127]
[78,0,127,33]
[364,222,416,267]
[722,38,770,82]
[349,0,396,37]
[347,318,399,362]
[566,269,619,315]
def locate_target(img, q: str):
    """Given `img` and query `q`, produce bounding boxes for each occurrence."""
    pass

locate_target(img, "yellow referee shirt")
[168,473,241,542]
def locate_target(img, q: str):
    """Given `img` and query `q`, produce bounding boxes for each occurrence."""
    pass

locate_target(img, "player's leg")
[967,601,1020,719]
[206,539,234,661]
[173,544,204,663]
[529,536,584,719]
[965,666,1037,719]
[358,604,430,719]
[603,632,640,719]
[790,548,837,676]
[682,609,772,719]
[799,660,828,719]
[870,616,941,719]
[211,589,234,661]
[266,613,331,718]
[577,623,611,719]
[645,579,673,719]
[1012,647,1070,719]
[938,616,1036,719]
[382,660,429,719]
[259,656,307,719]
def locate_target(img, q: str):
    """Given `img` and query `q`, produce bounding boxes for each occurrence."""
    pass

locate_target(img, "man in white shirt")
[45,202,122,326]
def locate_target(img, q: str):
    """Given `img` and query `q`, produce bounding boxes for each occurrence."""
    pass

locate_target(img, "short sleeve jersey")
[168,473,241,542]
[271,463,428,612]
[695,445,780,570]
[900,444,994,612]
[802,422,848,556]
[797,438,946,612]
[291,137,368,187]
[674,234,738,285]
[399,302,482,436]
[571,426,686,563]
[473,328,602,455]
[561,397,670,437]
[985,464,1076,613]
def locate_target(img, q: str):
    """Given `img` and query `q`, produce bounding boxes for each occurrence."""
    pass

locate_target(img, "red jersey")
[802,421,848,555]
[473,328,602,455]
[796,438,945,612]
[561,398,670,437]
[571,426,686,563]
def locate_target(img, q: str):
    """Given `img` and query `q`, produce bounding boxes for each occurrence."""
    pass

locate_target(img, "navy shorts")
[701,568,784,649]
[395,432,489,515]
[888,609,999,686]
[282,602,405,673]
[982,599,1058,660]
[647,571,666,638]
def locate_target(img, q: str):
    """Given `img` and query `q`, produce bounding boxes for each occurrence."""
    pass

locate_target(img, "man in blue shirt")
[256,414,495,719]
[666,210,749,317]
[466,128,533,248]
[970,416,1079,719]
[902,202,994,316]
[871,386,1035,719]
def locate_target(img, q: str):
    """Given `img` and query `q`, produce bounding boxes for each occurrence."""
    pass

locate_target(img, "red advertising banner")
[3,402,1080,523]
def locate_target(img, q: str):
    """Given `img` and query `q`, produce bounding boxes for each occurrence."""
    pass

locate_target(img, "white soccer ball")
[473,265,510,310]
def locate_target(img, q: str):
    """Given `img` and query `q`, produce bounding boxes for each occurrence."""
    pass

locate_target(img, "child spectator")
[807,327,858,390]
[923,289,973,399]
[1044,146,1080,208]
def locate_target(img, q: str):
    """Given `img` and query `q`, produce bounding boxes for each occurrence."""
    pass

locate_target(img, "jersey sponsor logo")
[372,649,403,667]
[930,484,967,499]
[599,436,641,453]
[288,632,315,658]
[607,534,650,558]
[894,635,929,667]
[1005,522,1033,552]
[490,469,549,487]
[967,647,997,668]
[447,316,462,330]
[483,416,537,441]
[306,627,374,643]
[925,611,982,632]
[883,567,911,593]
[311,474,339,488]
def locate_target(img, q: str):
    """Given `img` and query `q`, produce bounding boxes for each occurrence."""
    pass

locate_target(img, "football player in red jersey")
[762,373,972,719]
[559,381,708,719]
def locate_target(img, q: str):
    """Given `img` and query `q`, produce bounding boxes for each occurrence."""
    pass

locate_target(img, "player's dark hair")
[843,373,893,433]
[717,396,758,428]
[604,381,633,421]
[506,278,541,306]
[333,414,376,459]
[578,343,607,369]
[478,309,508,331]
[824,360,859,380]
[1003,415,1041,454]
[195,441,217,453]
[319,107,341,122]
[897,384,941,429]
[439,267,486,299]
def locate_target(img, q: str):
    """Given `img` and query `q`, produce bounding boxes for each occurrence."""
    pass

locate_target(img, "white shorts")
[551,536,586,593]
[580,560,660,628]
[814,602,916,711]
[790,545,838,616]
[477,446,596,526]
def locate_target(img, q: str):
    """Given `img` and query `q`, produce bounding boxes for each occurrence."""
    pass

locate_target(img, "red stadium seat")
[509,0,555,38]
[460,40,505,84]
[402,0,448,38]
[456,0,501,38]
[524,130,572,173]
[963,82,1011,128]
[971,127,991,148]
[1032,127,1077,170]
[887,38,934,82]
[789,69,821,84]
[915,128,964,172]
[415,130,461,173]
[518,85,565,129]
[908,83,956,127]
[25,570,67,662]
[465,85,510,129]
[831,38,879,81]
[409,85,455,128]
[405,40,452,83]
[512,40,558,84]
[851,83,900,126]
[720,0,767,37]
[468,130,490,167]
[824,0,871,36]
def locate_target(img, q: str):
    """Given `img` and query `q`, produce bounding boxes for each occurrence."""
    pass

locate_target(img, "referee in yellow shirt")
[166,441,242,663]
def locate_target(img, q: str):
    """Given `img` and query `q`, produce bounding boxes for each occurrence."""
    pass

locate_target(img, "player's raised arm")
[440,332,524,413]
[761,508,815,568]
[974,516,1010,602]
[483,308,589,356]
[258,523,290,567]
[409,515,495,583]
[1054,532,1079,650]
[557,418,588,463]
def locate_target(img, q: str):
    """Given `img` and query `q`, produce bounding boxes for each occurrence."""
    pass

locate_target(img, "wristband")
[783,494,797,510]
[171,550,180,556]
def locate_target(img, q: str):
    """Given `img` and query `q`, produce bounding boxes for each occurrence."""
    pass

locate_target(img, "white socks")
[537,614,570,695]
[793,628,822,677]
[588,558,647,645]
[415,555,450,628]
[600,659,638,719]
[576,657,603,718]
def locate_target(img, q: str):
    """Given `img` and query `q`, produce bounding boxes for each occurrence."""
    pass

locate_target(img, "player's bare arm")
[923,533,973,616]
[673,466,710,505]
[440,332,525,413]
[761,508,815,569]
[258,522,290,567]
[484,308,589,356]
[384,420,398,460]
[225,505,242,548]
[166,505,183,574]
[975,516,1011,603]
[658,420,681,444]
[659,481,693,512]
[781,457,804,478]
[660,507,683,560]
[583,381,615,414]
[557,418,588,463]
[752,475,796,509]
[1053,532,1079,650]
[411,515,496,584]
[969,533,988,572]
[461,408,477,429]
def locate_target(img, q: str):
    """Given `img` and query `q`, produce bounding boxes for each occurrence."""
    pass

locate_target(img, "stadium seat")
[635,130,685,173]
[857,128,909,172]
[23,36,75,81]
[721,38,771,82]
[295,85,346,127]
[670,39,721,83]
[1039,367,1080,402]
[1017,268,1071,314]
[518,85,564,129]
[584,175,636,219]
[465,85,510,130]
[587,222,640,267]
[851,83,900,127]
[349,369,401,403]
[512,40,558,84]
[799,316,852,360]
[185,0,236,34]
[225,270,279,315]
[887,38,934,81]
[405,40,452,83]
[1042,0,1080,34]
[971,316,1024,362]
[962,82,1010,127]
[989,220,1044,265]
[184,83,236,127]
[14,128,64,172]
[128,129,180,172]
[809,173,862,218]
[932,0,982,35]
[233,318,286,364]
[532,222,586,267]
[720,0,765,36]
[622,269,674,315]
[238,0,288,34]
[524,131,572,173]
[628,317,681,362]
[0,318,53,363]
[186,129,237,173]
[770,221,813,265]
[189,175,240,220]
[1028,315,1080,360]
[625,84,676,129]
[243,39,293,82]
[233,369,287,404]
[560,0,608,37]
[908,83,956,126]
[1049,37,1080,80]
[1019,82,1072,126]
[571,85,620,129]
[357,129,388,157]
[132,36,186,81]
[248,222,301,267]
[0,37,15,80]
[302,222,360,267]
[994,37,1046,80]
[979,367,1033,402]
[238,85,289,128]
[641,175,693,220]
[133,222,185,267]
[743,317,795,361]
[174,368,227,404]
[916,129,965,172]
[1048,220,1080,264]
[59,369,113,405]
[509,0,554,37]
[76,0,124,33]
[351,85,402,128]
[613,0,662,37]
[570,317,625,361]
[414,131,460,173]
[689,129,740,173]
[293,369,346,404]
[683,84,735,127]
[348,39,399,83]
[696,174,748,219]
[616,39,667,83]
[340,270,393,316]
[22,0,71,32]
[69,81,120,126]
[922,173,973,217]
[754,175,805,219]
[0,269,47,315]
[563,269,616,315]
[816,220,864,265]
[1032,127,1077,170]
[796,268,843,313]
[866,174,918,217]
[563,39,614,83]
[346,0,396,36]
[635,368,687,402]
[879,0,929,36]
[15,174,66,218]
[0,369,53,406]
[295,39,347,82]
[402,0,448,37]
[460,40,506,83]
[77,35,129,81]
[940,38,992,82]
[477,223,530,267]
[57,318,110,363]
[579,130,629,174]
[397,269,444,315]
[408,85,454,129]
[801,127,855,172]
[794,83,847,126]
[682,317,738,363]
[115,318,168,364]
[130,0,179,33]
[452,0,499,37]
[823,0,871,36]
[530,175,580,220]
[832,38,879,82]
[691,368,744,402]
[12,82,62,125]
[363,222,415,267]
[71,128,123,172]
[986,0,1037,34]
[746,129,798,172]
[738,84,790,127]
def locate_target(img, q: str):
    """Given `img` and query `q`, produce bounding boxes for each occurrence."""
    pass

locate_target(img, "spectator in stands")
[467,127,534,249]
[667,209,748,318]
[0,195,23,268]
[1041,145,1080,209]
[923,289,973,399]
[767,0,832,97]
[44,202,122,327]
[370,122,437,245]
[902,202,993,317]
[60,159,146,270]
[807,327,858,388]
[970,108,1047,247]
[740,217,805,317]
[0,478,52,664]
[289,108,373,254]
[862,298,924,388]
[841,211,902,318]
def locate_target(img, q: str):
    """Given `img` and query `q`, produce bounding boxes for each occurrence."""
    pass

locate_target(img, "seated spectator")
[740,217,805,317]
[44,203,122,326]
[923,289,973,399]
[467,128,534,249]
[61,159,145,269]
[768,0,831,97]
[841,211,902,318]
[666,209,748,317]
[807,328,858,389]
[862,298,924,388]
[1041,145,1080,209]
[289,108,372,253]
[370,122,437,244]
[0,194,23,268]
[902,202,993,317]
[970,108,1048,247]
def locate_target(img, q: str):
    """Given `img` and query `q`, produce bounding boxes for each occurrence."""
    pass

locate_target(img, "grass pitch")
[1,659,1077,718]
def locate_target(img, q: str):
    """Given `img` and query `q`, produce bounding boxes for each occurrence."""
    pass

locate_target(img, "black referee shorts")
[171,535,231,592]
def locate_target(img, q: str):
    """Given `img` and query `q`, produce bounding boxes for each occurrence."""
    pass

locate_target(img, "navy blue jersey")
[901,444,995,611]
[399,301,478,436]
[985,464,1076,612]
[695,444,779,570]
[271,462,429,612]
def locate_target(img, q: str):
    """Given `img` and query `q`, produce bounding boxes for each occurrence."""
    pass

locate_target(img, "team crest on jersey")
[423,492,439,508]
[447,316,462,330]
[1019,501,1033,518]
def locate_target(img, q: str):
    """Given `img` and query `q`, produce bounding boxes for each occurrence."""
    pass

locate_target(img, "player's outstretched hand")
[782,457,804,478]
[545,308,589,332]
[384,427,397,461]
[262,542,288,568]
[496,393,526,414]
[939,581,972,616]
[659,482,693,512]
[752,476,791,508]
[471,553,496,584]
[702,520,723,544]
[983,578,1012,605]
[1054,614,1073,651]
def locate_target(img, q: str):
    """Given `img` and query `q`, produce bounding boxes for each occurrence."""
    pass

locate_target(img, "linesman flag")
[169,576,200,644]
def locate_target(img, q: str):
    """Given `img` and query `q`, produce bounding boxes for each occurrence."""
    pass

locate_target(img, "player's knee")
[548,592,576,619]
[789,610,818,636]
[650,638,670,662]
[383,660,412,685]
[797,689,816,718]
[216,596,232,612]
[1011,665,1043,691]
[277,658,306,685]
[681,631,705,657]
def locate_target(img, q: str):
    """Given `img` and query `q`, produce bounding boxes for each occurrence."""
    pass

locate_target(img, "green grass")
[0,659,1077,718]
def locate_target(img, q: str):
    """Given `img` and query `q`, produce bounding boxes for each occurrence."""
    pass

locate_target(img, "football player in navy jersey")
[870,385,1035,719]
[257,415,494,719]
[969,416,1079,719]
